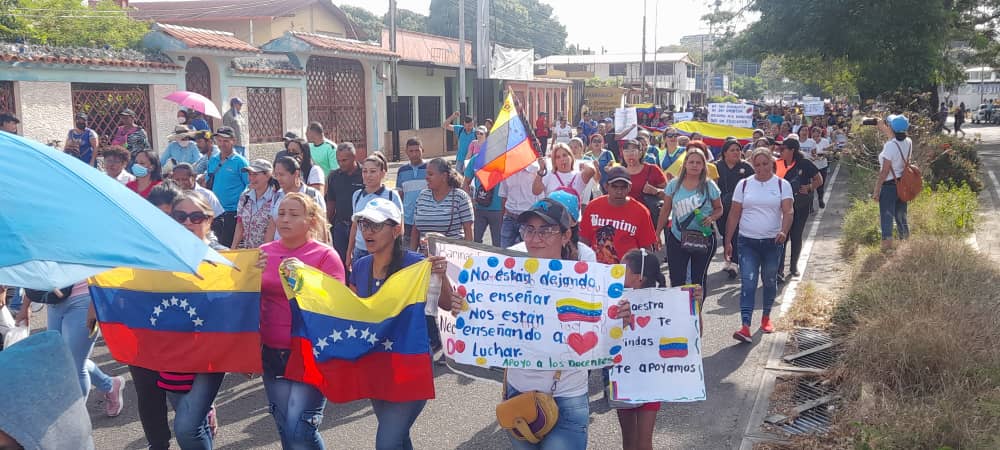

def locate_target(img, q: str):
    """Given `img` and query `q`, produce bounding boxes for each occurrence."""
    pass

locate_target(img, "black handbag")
[677,197,713,254]
[24,285,76,305]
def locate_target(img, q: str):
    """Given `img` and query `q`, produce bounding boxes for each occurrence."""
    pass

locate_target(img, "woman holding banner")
[456,198,630,449]
[257,193,344,449]
[347,197,454,449]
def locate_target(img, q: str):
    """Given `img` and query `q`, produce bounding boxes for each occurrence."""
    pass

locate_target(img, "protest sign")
[707,103,754,128]
[608,287,706,403]
[673,112,694,123]
[447,255,626,369]
[614,107,639,140]
[803,101,825,117]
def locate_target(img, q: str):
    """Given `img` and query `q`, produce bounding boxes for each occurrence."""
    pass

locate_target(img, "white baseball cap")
[352,197,402,224]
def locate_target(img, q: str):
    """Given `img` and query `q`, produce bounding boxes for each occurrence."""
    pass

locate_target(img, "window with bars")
[417,96,441,129]
[247,87,283,143]
[608,63,627,76]
[386,96,414,131]
[70,83,151,148]
[0,81,14,115]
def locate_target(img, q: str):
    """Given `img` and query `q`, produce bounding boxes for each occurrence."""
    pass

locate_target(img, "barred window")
[0,81,14,115]
[608,63,627,76]
[387,96,414,131]
[247,87,283,143]
[418,96,441,129]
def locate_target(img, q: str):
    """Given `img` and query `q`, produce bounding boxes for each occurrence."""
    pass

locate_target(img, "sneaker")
[761,316,775,333]
[818,200,826,209]
[790,269,801,278]
[777,273,786,284]
[104,376,125,417]
[732,325,752,343]
[725,266,738,280]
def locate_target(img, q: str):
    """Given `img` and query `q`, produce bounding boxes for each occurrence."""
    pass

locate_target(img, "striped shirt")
[413,188,474,239]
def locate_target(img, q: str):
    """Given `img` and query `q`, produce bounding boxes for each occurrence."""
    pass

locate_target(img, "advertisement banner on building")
[707,103,754,128]
[586,87,626,114]
[490,45,534,81]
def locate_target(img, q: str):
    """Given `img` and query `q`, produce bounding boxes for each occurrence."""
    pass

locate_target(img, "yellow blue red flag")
[473,92,539,190]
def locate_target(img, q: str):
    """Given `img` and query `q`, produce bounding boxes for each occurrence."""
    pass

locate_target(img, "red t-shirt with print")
[579,196,656,264]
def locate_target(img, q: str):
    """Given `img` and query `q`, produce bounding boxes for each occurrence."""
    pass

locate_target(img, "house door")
[307,56,367,158]
[185,57,214,128]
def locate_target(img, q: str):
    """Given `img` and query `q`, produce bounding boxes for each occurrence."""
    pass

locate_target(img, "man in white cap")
[159,125,199,167]
[223,97,250,157]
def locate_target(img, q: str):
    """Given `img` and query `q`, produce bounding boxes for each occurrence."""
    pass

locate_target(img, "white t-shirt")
[195,184,225,217]
[541,169,587,198]
[306,165,325,186]
[553,124,573,143]
[499,163,542,215]
[732,176,793,240]
[878,138,912,182]
[801,137,830,170]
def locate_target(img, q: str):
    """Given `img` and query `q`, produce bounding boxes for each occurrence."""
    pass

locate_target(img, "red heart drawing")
[636,316,651,328]
[455,340,466,353]
[613,354,623,364]
[607,305,620,319]
[567,331,599,355]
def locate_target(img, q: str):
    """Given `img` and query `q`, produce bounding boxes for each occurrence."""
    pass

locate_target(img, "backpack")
[892,141,922,202]
[474,183,495,207]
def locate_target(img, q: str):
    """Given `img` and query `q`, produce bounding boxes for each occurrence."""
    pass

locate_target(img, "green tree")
[340,4,382,41]
[389,8,428,34]
[2,0,148,48]
[428,0,567,57]
[730,75,765,100]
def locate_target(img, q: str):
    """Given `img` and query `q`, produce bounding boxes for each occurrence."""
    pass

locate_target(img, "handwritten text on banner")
[707,103,754,128]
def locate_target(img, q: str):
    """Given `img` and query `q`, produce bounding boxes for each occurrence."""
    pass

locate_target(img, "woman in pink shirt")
[258,192,343,449]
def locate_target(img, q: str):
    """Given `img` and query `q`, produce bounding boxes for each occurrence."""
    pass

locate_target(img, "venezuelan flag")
[674,120,755,152]
[659,337,689,359]
[89,250,262,373]
[280,259,434,403]
[473,91,539,190]
[555,298,602,323]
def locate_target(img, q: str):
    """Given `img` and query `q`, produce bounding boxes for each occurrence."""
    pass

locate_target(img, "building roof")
[231,56,304,75]
[262,32,397,59]
[130,0,359,39]
[380,29,472,67]
[0,43,179,70]
[153,23,259,53]
[535,52,693,66]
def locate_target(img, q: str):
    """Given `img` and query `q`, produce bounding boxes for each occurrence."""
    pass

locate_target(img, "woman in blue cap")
[872,114,912,251]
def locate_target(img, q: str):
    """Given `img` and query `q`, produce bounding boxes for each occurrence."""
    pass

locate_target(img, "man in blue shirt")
[396,137,427,249]
[206,126,249,247]
[192,130,220,174]
[443,112,477,173]
[579,113,598,140]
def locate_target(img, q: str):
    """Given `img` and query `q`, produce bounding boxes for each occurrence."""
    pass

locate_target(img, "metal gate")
[185,57,214,128]
[307,56,367,157]
[70,83,151,148]
[0,81,14,115]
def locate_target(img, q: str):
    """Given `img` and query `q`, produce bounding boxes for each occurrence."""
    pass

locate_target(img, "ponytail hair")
[427,157,462,189]
[622,249,666,288]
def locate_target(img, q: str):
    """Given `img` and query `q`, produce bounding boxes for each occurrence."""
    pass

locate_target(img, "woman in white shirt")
[806,127,831,208]
[872,115,912,251]
[532,143,595,199]
[552,116,573,145]
[724,148,793,343]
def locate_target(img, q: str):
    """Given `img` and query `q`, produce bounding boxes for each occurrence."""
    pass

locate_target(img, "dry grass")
[778,282,835,331]
[830,238,1000,449]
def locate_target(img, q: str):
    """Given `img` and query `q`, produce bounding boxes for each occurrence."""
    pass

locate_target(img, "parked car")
[972,103,1000,124]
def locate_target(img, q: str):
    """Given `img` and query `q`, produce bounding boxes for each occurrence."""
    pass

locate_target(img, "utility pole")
[459,0,467,117]
[389,0,400,161]
[640,0,647,103]
[652,0,658,106]
[475,0,491,124]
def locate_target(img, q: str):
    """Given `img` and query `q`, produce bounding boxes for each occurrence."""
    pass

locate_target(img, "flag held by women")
[280,259,434,403]
[88,250,262,373]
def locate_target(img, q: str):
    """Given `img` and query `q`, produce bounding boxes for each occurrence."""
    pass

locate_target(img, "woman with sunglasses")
[467,126,488,161]
[348,198,454,449]
[284,138,325,194]
[257,193,341,449]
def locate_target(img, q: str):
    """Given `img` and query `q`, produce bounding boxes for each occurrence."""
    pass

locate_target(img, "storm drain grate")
[781,328,839,371]
[765,377,837,435]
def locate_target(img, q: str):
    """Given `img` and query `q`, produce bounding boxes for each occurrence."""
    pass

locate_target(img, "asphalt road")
[31,153,860,449]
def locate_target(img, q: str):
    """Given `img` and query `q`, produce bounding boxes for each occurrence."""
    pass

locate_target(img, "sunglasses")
[665,134,679,138]
[172,211,211,224]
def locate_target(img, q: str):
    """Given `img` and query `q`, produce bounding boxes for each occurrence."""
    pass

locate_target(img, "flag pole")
[507,87,542,158]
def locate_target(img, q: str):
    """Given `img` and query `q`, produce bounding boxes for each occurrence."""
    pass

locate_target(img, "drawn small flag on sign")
[659,337,689,359]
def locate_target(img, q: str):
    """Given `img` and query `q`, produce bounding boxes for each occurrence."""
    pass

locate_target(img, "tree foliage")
[730,75,765,101]
[340,5,381,41]
[428,0,567,57]
[391,9,428,34]
[718,0,972,102]
[1,0,148,48]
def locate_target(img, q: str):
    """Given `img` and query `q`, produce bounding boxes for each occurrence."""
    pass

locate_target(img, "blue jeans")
[6,287,22,314]
[879,183,910,240]
[737,236,783,326]
[500,213,523,248]
[262,346,327,449]
[47,294,114,397]
[370,399,427,450]
[166,373,225,450]
[505,387,589,450]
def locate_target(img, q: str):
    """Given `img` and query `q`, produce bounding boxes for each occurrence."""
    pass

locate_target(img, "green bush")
[839,183,978,256]
[929,150,984,193]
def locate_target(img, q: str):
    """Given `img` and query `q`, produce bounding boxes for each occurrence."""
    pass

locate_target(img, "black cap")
[119,108,136,117]
[622,139,641,150]
[517,198,572,230]
[605,166,632,185]
[193,130,212,140]
[783,137,800,151]
[283,131,300,141]
[75,112,88,120]
[214,126,236,138]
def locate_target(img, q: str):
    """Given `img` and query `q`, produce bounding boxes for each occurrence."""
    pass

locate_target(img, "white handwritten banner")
[707,103,754,128]
[448,255,626,369]
[614,107,639,140]
[673,112,694,123]
[608,287,706,402]
[803,101,825,117]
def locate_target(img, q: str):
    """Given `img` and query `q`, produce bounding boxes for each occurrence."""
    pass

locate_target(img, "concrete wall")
[16,81,73,145]
[248,142,284,162]
[150,84,181,152]
[383,128,448,159]
[284,86,305,137]
[272,4,349,39]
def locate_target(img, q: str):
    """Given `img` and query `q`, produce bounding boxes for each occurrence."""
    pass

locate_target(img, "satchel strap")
[677,196,709,230]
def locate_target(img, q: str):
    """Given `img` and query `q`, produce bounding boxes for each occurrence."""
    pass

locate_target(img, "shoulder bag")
[496,370,561,444]
[677,196,712,254]
[893,141,922,202]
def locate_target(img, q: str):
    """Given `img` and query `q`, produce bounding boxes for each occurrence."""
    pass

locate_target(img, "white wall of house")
[150,84,181,152]
[17,81,73,145]
[383,64,455,157]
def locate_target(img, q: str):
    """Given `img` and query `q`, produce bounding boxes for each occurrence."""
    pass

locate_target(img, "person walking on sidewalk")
[872,115,912,252]
[775,137,822,280]
[725,148,793,343]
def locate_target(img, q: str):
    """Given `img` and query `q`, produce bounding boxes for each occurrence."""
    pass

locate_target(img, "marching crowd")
[0,97,917,450]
